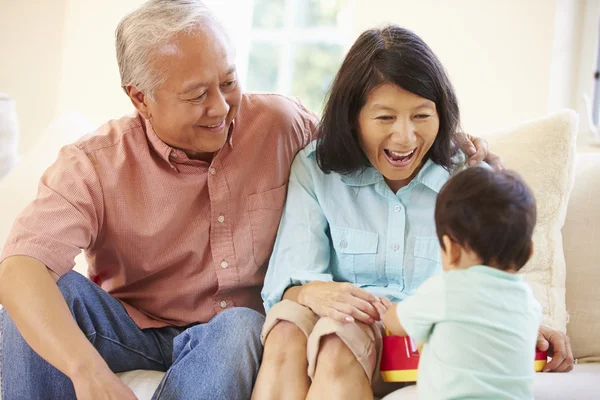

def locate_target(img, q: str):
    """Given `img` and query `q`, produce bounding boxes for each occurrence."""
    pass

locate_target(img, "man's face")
[133,26,242,161]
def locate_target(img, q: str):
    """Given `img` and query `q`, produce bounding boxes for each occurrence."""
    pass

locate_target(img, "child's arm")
[380,276,446,342]
[383,303,407,336]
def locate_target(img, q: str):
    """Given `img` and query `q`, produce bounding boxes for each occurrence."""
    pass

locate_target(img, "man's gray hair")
[116,0,224,99]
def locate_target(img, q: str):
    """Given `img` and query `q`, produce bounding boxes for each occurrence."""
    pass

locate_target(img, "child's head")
[435,167,536,272]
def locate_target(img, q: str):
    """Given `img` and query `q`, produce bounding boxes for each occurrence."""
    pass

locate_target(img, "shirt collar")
[304,142,385,187]
[469,265,522,281]
[340,158,450,193]
[413,158,451,193]
[340,167,384,187]
[305,141,451,192]
[143,116,236,167]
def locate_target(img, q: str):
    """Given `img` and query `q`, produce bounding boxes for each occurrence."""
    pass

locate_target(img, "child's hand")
[373,297,393,320]
[380,298,408,336]
[380,297,393,308]
[373,301,387,321]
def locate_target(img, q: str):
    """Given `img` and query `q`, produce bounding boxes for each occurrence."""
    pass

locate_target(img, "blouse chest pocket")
[330,227,379,284]
[412,236,443,287]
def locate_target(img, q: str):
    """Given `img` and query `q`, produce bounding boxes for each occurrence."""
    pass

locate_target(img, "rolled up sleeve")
[1,144,104,276]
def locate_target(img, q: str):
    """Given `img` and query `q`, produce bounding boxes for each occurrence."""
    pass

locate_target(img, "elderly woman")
[253,25,573,400]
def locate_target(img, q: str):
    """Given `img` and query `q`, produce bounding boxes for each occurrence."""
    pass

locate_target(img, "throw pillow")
[482,110,578,333]
[563,151,600,361]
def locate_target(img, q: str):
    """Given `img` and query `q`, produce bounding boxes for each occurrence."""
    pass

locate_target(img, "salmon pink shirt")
[1,93,317,328]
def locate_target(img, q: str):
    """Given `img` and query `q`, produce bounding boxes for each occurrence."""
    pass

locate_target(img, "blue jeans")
[0,271,264,399]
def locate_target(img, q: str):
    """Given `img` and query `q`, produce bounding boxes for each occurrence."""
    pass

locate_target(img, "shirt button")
[392,244,399,251]
[217,215,225,223]
[220,300,228,309]
[170,150,176,158]
[220,260,229,269]
[209,167,216,175]
[339,240,348,249]
[394,205,401,212]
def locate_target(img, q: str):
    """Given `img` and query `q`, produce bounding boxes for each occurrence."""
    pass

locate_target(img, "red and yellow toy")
[534,349,548,372]
[380,335,420,382]
[380,334,549,382]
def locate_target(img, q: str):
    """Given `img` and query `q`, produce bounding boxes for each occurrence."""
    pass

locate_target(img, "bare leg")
[251,321,311,400]
[307,333,373,400]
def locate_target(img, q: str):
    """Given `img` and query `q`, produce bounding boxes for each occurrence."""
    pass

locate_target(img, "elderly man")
[0,1,571,399]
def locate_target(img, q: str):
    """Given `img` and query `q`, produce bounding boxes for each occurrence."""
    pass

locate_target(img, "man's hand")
[72,367,138,400]
[297,281,382,324]
[537,325,574,372]
[455,132,504,170]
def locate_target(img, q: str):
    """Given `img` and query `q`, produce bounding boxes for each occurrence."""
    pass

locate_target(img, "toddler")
[383,167,542,399]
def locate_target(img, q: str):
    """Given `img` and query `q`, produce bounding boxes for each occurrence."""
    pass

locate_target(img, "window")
[245,0,354,113]
[593,32,600,126]
[577,0,600,144]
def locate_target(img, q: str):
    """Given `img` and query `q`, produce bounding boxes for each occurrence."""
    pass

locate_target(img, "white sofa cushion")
[119,364,600,400]
[382,364,600,400]
[482,110,578,332]
[118,370,164,399]
[563,151,600,361]
[478,110,578,332]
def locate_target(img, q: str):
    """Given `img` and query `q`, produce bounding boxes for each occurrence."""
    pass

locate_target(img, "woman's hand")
[537,325,575,372]
[297,281,382,324]
[455,132,504,170]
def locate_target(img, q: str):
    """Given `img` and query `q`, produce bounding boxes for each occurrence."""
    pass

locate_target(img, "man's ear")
[126,85,152,120]
[442,235,461,268]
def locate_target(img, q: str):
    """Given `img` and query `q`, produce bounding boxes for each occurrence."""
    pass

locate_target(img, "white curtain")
[0,95,19,180]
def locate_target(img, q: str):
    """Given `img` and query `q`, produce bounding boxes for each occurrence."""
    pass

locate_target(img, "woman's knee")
[313,334,368,382]
[268,320,305,340]
[264,321,307,355]
[312,321,376,380]
[317,334,356,367]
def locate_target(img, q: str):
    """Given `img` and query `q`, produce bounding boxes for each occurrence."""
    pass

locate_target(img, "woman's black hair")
[316,25,460,174]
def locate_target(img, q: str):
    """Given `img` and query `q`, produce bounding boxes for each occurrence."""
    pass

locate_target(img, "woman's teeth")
[390,150,413,158]
[386,149,415,161]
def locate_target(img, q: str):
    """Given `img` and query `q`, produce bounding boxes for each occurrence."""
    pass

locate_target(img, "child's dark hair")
[316,25,460,175]
[435,167,537,271]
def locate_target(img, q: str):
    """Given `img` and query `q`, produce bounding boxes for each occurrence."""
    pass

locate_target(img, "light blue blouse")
[262,141,454,312]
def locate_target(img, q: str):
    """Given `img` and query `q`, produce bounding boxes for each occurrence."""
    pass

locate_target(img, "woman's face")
[357,83,440,192]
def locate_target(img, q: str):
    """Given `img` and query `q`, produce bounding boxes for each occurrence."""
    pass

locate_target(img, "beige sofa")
[117,147,600,400]
[1,113,599,399]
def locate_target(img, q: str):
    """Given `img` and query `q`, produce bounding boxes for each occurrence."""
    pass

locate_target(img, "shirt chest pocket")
[412,236,443,286]
[246,184,288,269]
[330,227,379,284]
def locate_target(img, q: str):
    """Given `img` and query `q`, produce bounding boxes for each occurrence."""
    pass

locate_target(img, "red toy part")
[380,335,420,382]
[381,336,550,382]
[534,349,548,372]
